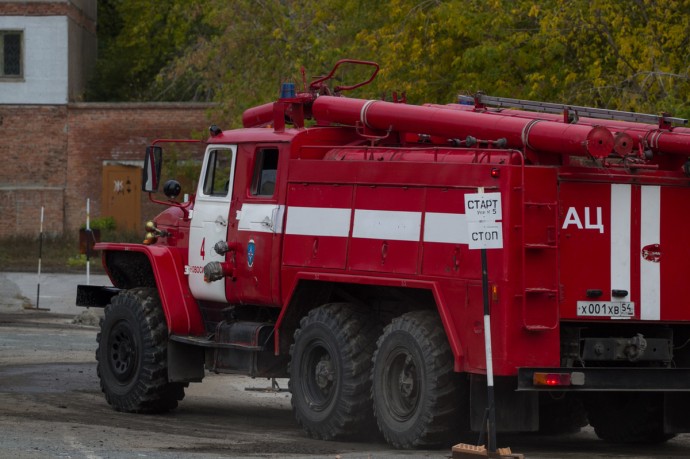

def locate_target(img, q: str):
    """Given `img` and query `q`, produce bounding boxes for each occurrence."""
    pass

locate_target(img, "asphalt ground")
[4,271,690,457]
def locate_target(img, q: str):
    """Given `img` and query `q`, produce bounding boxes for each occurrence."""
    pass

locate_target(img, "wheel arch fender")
[275,272,464,370]
[99,243,204,335]
[428,281,466,372]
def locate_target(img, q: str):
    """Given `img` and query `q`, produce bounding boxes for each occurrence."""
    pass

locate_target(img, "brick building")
[0,1,213,237]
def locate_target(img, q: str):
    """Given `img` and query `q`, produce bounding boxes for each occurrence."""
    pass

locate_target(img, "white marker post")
[36,206,44,310]
[85,198,91,286]
[464,188,503,453]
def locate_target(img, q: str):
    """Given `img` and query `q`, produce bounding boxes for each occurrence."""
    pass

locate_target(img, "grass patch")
[0,230,142,273]
[0,234,80,273]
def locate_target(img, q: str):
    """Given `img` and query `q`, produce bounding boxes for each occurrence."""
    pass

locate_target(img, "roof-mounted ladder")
[458,94,688,129]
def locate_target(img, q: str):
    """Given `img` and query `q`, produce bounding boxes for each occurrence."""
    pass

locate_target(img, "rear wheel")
[585,392,674,444]
[289,303,380,440]
[371,310,463,449]
[96,287,185,413]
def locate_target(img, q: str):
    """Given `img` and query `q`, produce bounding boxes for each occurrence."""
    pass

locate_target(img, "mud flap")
[470,375,538,432]
[168,340,205,383]
[664,392,690,433]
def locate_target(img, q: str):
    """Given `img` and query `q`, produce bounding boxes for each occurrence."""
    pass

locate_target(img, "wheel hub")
[315,356,334,391]
[398,355,416,398]
[109,322,136,382]
[385,350,421,421]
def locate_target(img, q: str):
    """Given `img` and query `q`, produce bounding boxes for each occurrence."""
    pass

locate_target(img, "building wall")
[0,0,97,104]
[0,15,69,104]
[0,2,212,239]
[66,0,96,101]
[0,103,212,238]
[0,104,68,236]
[65,103,211,233]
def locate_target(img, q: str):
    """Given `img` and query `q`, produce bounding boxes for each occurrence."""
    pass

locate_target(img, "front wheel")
[289,303,380,440]
[96,287,185,413]
[372,310,464,449]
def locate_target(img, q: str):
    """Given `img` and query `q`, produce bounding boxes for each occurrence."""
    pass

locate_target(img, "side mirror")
[142,146,163,192]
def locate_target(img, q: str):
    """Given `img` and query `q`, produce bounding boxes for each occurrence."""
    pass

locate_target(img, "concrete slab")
[0,271,111,315]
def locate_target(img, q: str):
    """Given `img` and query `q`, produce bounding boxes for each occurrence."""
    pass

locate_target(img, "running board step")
[170,334,263,351]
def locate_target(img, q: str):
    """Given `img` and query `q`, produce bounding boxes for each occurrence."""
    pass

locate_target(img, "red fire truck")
[78,60,690,448]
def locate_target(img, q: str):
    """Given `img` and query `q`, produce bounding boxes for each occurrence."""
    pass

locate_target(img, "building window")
[1,31,22,77]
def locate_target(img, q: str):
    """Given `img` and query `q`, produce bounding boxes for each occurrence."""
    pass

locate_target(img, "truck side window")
[251,148,278,197]
[203,149,233,197]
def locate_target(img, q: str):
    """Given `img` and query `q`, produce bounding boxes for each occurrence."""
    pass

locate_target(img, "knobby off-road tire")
[289,303,380,440]
[96,287,185,413]
[585,392,674,444]
[372,310,463,449]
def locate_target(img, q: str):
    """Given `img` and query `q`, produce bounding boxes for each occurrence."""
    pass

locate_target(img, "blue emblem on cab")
[247,239,256,267]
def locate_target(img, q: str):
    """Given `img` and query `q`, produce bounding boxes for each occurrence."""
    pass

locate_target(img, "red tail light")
[533,372,572,387]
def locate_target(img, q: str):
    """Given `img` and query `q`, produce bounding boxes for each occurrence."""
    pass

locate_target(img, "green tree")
[537,0,690,117]
[90,0,690,120]
[355,0,549,104]
[155,0,387,122]
[86,0,217,101]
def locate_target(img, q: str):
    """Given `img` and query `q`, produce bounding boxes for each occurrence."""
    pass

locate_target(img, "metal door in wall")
[102,164,141,232]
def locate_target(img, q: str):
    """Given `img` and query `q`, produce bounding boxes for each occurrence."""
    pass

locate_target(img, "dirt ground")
[0,310,448,458]
[4,274,690,458]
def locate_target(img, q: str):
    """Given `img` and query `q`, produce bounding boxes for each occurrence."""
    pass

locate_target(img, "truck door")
[188,145,237,302]
[226,145,283,306]
[560,182,690,322]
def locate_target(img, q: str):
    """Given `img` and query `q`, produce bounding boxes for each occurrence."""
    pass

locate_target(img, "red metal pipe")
[312,96,614,157]
[242,102,275,128]
[432,104,690,157]
[643,129,690,156]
